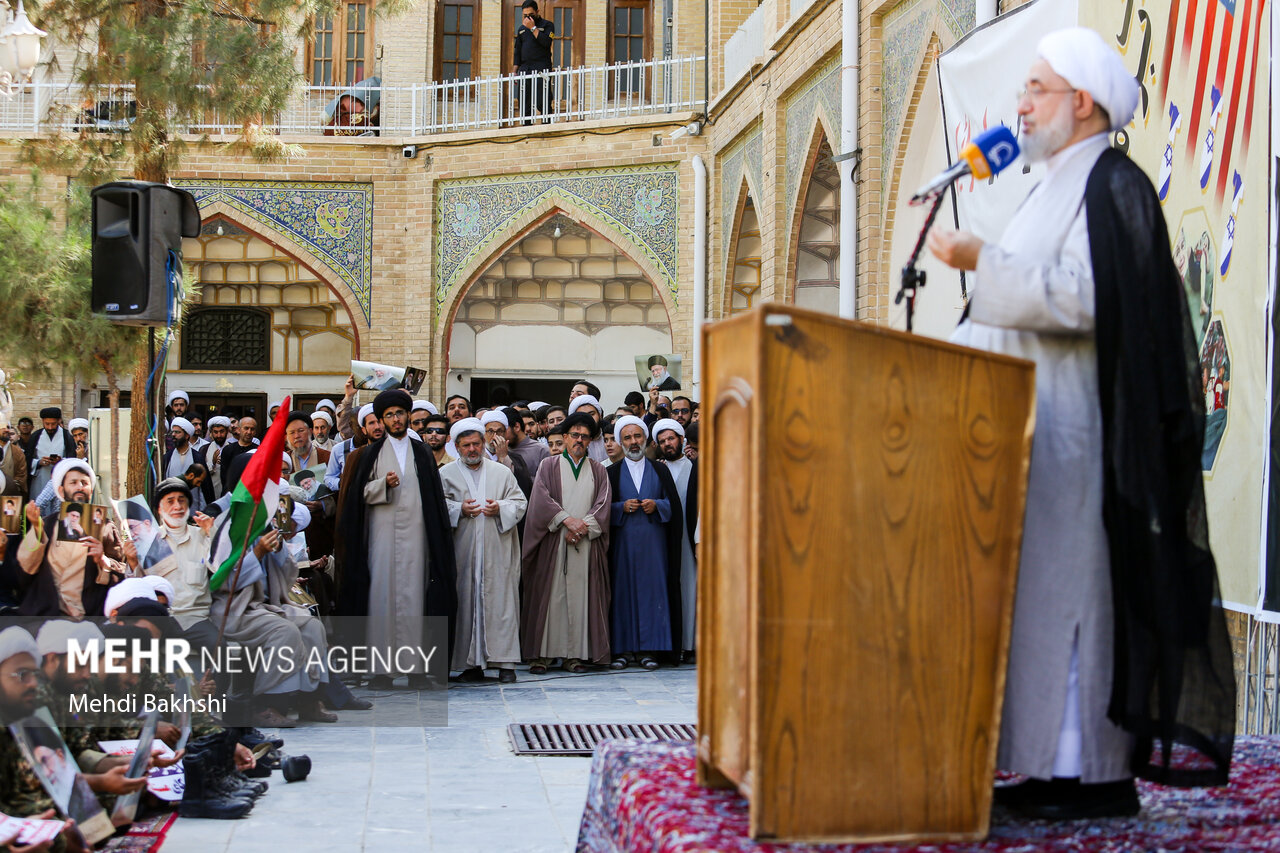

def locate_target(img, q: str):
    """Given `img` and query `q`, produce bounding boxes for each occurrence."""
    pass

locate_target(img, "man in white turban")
[566,395,608,464]
[605,415,682,672]
[311,410,336,450]
[164,417,198,481]
[928,26,1234,818]
[203,416,233,500]
[651,417,698,662]
[440,417,527,683]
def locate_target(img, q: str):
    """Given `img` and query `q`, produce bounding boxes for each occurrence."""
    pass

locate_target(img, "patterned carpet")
[577,737,1280,852]
[102,812,177,852]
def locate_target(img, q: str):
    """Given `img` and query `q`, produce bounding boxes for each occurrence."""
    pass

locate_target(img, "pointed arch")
[438,204,676,393]
[722,179,762,318]
[785,125,840,311]
[195,206,362,355]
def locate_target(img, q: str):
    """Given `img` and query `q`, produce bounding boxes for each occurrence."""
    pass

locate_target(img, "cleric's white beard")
[162,514,187,530]
[624,447,645,461]
[1021,101,1075,164]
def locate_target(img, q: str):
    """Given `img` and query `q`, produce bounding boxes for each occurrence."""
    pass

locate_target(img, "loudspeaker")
[91,181,202,327]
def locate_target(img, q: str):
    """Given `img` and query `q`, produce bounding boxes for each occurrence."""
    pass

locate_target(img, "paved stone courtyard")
[164,666,698,853]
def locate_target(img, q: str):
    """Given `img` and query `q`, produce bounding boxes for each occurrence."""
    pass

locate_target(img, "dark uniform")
[513,13,554,124]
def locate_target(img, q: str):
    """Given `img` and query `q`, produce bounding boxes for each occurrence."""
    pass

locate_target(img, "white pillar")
[692,154,707,395]
[838,0,859,319]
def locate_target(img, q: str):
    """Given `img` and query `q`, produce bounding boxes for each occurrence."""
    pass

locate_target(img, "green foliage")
[23,0,346,180]
[0,174,143,378]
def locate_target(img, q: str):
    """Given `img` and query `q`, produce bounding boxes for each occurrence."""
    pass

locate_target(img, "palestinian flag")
[207,395,290,592]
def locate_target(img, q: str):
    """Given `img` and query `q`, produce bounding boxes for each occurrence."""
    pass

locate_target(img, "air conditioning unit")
[88,407,131,501]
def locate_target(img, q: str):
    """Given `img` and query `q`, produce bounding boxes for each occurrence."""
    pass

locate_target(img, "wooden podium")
[697,304,1036,843]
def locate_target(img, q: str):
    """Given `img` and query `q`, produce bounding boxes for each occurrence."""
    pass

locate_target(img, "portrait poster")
[351,360,406,391]
[8,709,113,844]
[291,465,331,501]
[0,496,21,534]
[1077,0,1272,610]
[104,711,160,821]
[56,502,92,543]
[635,354,682,393]
[114,496,172,571]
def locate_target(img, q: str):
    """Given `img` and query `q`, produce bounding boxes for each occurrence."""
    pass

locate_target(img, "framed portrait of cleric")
[56,501,90,542]
[273,493,297,540]
[401,365,427,395]
[634,354,682,393]
[0,496,21,534]
[9,710,114,844]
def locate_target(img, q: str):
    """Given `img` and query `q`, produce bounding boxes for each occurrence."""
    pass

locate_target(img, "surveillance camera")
[402,145,418,159]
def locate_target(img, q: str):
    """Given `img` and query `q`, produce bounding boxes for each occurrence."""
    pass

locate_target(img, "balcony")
[0,55,705,138]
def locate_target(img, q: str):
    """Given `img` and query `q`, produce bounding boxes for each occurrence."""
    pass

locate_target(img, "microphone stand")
[896,185,951,333]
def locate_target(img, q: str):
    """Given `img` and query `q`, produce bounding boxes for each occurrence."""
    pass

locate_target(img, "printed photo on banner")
[401,366,428,394]
[635,354,682,392]
[351,360,406,391]
[0,496,21,533]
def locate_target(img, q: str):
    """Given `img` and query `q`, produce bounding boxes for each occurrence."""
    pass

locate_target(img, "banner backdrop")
[938,0,1079,239]
[939,0,1272,610]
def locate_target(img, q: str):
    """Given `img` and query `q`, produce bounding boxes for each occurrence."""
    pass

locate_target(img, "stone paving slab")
[162,666,697,853]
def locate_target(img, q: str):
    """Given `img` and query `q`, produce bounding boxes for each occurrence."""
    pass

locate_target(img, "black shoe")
[178,752,255,819]
[238,728,284,751]
[367,675,395,690]
[458,667,484,682]
[996,777,1140,820]
[407,673,432,690]
[344,696,374,710]
[498,669,517,684]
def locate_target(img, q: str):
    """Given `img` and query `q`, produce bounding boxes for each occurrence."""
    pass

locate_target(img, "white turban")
[166,390,189,406]
[568,395,601,416]
[311,410,334,427]
[103,577,158,618]
[529,401,549,411]
[52,458,94,492]
[450,417,485,444]
[139,575,176,603]
[282,453,293,471]
[651,418,685,439]
[291,500,312,533]
[357,403,375,425]
[481,410,509,429]
[0,626,37,664]
[1037,27,1140,133]
[316,398,337,412]
[613,415,649,443]
[171,417,195,438]
[36,620,82,657]
[67,418,89,432]
[207,416,231,430]
[412,399,438,415]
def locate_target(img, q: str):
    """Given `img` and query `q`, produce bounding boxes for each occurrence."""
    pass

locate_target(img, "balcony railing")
[0,55,705,138]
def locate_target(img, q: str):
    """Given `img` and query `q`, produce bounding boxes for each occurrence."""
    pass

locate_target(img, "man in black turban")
[24,408,75,499]
[336,385,455,689]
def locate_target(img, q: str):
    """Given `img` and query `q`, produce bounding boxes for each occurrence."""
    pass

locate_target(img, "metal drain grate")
[508,722,696,756]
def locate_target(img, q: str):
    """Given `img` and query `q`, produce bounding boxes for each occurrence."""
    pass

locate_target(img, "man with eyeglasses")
[928,27,1233,818]
[521,412,611,675]
[337,389,457,690]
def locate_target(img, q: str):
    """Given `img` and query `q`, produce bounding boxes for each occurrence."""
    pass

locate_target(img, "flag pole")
[214,500,262,650]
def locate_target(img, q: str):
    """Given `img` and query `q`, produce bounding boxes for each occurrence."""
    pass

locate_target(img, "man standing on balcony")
[513,0,554,126]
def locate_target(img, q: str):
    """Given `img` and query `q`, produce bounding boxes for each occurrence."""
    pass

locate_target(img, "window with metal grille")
[181,308,272,371]
[436,1,478,82]
[308,1,374,85]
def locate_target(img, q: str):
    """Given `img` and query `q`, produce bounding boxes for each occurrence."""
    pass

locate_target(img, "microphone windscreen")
[963,125,1020,180]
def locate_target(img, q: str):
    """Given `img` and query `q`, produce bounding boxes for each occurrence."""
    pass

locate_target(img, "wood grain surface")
[699,305,1036,843]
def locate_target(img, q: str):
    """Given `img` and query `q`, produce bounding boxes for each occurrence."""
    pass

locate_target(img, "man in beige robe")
[520,412,611,673]
[336,388,457,691]
[440,418,527,683]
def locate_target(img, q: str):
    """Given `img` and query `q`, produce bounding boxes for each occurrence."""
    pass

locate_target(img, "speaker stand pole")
[895,186,950,333]
[147,328,157,504]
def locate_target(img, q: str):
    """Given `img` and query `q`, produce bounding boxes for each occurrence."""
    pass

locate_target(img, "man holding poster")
[928,27,1235,819]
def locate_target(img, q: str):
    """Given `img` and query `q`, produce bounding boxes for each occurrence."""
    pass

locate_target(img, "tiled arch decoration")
[434,164,680,317]
[175,179,375,326]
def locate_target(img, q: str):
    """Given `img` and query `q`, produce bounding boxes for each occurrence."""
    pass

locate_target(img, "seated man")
[323,78,381,137]
[208,503,336,728]
[17,460,130,621]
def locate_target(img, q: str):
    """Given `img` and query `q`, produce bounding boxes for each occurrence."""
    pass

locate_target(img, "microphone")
[909,125,1020,205]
